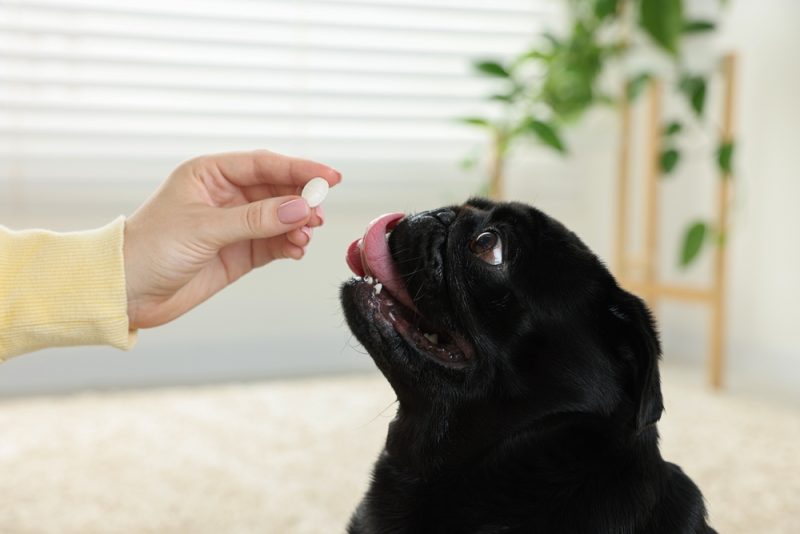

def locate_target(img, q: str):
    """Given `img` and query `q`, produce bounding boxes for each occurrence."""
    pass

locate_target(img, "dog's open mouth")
[346,213,472,367]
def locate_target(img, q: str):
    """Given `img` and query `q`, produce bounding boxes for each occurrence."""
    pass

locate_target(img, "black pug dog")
[340,198,716,534]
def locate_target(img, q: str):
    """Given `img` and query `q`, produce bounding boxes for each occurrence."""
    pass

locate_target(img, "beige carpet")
[0,366,798,534]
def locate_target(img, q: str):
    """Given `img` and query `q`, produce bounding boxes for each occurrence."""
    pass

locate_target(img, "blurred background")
[2,0,798,401]
[0,0,798,533]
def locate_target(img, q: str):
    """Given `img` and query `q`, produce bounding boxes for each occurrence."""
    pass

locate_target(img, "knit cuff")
[0,217,137,361]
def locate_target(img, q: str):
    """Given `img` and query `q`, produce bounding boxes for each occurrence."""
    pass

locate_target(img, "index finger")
[204,149,342,188]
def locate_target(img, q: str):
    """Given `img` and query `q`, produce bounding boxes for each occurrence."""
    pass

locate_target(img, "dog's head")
[340,199,662,470]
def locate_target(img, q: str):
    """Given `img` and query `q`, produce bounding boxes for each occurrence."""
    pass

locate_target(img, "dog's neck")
[383,404,662,480]
[360,414,668,534]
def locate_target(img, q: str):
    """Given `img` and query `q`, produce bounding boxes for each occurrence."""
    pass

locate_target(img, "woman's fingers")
[200,150,342,189]
[251,235,306,267]
[287,226,313,248]
[208,196,311,246]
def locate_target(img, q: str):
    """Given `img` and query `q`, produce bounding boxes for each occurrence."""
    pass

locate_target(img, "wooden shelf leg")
[709,53,737,389]
[642,79,663,311]
[615,85,633,279]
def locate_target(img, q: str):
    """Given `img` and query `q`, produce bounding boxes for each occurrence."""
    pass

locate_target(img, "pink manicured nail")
[301,226,313,240]
[315,204,325,224]
[278,198,310,224]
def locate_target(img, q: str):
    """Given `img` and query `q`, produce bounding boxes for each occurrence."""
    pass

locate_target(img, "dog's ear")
[608,289,664,432]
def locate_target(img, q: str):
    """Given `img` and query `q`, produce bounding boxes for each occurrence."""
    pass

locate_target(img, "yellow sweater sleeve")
[0,217,137,362]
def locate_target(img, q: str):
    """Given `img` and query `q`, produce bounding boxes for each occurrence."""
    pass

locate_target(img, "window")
[0,0,557,185]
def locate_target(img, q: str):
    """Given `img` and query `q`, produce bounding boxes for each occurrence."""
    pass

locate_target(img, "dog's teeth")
[365,276,374,285]
[374,283,383,295]
[423,333,439,344]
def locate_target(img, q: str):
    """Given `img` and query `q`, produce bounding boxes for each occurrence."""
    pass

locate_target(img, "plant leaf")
[473,60,510,78]
[524,120,566,153]
[489,93,515,103]
[681,221,708,267]
[660,148,681,174]
[604,42,629,58]
[717,140,735,175]
[542,32,561,49]
[683,20,716,33]
[679,75,707,117]
[640,0,684,55]
[595,93,616,106]
[626,73,651,102]
[514,49,551,64]
[594,0,619,20]
[664,121,683,136]
[459,117,492,128]
[460,155,478,171]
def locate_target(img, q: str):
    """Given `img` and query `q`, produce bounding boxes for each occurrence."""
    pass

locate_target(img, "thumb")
[211,196,311,245]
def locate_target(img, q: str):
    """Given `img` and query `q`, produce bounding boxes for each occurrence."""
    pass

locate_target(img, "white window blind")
[0,0,557,184]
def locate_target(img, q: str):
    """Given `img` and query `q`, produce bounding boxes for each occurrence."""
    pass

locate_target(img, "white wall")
[716,0,800,398]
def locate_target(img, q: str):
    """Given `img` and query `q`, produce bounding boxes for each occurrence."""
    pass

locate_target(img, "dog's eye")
[469,231,503,266]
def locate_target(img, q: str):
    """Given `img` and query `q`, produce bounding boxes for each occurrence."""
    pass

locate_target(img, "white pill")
[301,177,329,208]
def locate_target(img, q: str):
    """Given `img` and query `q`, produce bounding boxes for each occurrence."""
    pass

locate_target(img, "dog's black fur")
[341,199,715,534]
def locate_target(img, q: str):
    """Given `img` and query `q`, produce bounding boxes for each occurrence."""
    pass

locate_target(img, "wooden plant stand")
[613,54,737,389]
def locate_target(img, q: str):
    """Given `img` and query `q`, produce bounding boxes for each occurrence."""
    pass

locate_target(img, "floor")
[0,366,797,533]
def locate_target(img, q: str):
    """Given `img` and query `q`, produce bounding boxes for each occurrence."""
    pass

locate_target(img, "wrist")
[123,218,141,329]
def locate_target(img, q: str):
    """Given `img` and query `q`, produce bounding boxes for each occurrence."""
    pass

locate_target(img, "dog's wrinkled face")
[341,198,662,470]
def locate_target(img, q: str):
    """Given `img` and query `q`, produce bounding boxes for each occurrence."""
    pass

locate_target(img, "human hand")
[123,150,341,329]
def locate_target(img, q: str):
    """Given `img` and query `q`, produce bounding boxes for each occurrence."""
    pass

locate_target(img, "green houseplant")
[461,0,734,267]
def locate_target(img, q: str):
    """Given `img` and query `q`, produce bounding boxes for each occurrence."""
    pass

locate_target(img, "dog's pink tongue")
[346,212,418,311]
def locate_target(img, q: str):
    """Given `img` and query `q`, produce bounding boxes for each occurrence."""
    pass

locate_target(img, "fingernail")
[278,198,310,224]
[301,226,313,240]
[315,204,325,224]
